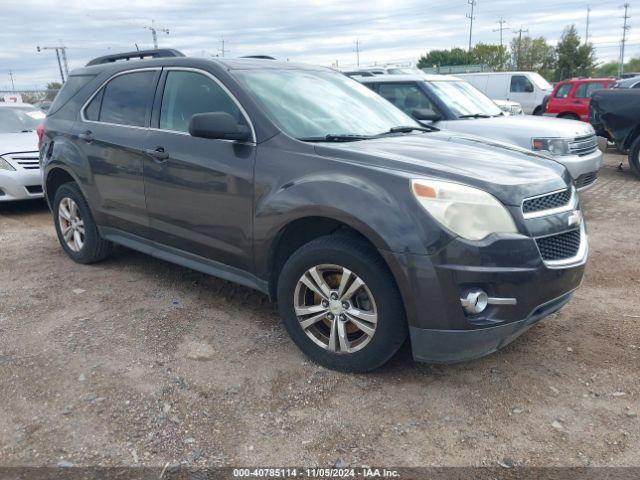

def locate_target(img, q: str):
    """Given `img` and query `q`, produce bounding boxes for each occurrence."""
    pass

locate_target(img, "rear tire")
[628,136,640,177]
[277,235,407,372]
[53,182,112,264]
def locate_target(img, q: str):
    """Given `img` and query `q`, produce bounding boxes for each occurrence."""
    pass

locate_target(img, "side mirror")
[412,108,441,122]
[188,112,251,141]
[524,84,534,93]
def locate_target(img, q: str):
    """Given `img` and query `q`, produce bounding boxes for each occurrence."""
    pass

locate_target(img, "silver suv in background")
[358,74,603,189]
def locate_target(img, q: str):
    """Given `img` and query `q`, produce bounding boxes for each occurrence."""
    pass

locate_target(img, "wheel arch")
[264,213,396,301]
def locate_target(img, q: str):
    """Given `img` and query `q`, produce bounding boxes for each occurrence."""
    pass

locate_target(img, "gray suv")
[41,50,588,372]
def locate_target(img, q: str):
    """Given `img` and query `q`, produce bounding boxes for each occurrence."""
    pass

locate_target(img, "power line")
[467,0,477,51]
[620,3,631,77]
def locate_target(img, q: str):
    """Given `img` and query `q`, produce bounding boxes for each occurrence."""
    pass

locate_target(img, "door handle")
[144,147,170,162]
[78,131,93,143]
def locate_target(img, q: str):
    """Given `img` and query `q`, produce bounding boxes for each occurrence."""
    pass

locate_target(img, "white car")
[0,104,45,201]
[456,71,553,115]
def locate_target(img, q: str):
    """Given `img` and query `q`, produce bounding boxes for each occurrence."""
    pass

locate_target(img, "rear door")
[143,68,256,272]
[573,81,611,121]
[77,68,159,237]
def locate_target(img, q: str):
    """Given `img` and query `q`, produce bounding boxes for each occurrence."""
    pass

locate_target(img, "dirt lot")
[0,152,638,469]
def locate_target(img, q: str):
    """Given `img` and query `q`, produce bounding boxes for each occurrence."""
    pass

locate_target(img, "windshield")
[530,72,553,91]
[234,69,417,140]
[428,80,503,117]
[0,106,45,133]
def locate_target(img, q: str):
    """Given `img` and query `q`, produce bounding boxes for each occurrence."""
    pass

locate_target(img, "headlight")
[411,179,517,241]
[532,138,569,156]
[0,156,16,171]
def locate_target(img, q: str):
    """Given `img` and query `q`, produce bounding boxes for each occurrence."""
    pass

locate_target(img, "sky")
[0,0,637,89]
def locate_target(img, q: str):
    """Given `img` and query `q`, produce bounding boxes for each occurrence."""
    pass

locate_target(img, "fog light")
[460,289,489,315]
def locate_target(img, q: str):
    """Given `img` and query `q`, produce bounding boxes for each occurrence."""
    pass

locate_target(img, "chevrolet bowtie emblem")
[568,210,583,228]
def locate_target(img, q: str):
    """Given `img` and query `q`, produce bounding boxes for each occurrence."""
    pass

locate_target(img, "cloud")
[0,0,636,89]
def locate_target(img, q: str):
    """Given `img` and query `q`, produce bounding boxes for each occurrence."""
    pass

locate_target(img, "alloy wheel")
[58,197,85,252]
[294,264,378,354]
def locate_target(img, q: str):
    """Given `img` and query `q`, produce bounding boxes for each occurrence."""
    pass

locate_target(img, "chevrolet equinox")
[41,50,588,372]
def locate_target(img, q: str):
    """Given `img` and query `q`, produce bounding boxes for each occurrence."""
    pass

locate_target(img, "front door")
[143,69,256,272]
[508,74,536,114]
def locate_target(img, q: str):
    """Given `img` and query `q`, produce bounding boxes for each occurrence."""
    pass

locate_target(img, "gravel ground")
[0,152,638,469]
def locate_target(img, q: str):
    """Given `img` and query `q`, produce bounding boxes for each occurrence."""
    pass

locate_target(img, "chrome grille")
[536,229,582,261]
[523,189,571,215]
[568,135,598,156]
[7,153,40,170]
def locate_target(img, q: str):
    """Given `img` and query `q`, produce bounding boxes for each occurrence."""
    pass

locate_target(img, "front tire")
[53,182,112,263]
[277,235,407,372]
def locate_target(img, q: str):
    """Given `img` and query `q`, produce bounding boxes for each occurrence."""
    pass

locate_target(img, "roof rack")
[86,49,185,66]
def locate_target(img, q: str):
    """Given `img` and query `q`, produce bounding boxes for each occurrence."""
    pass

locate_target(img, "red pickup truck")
[544,78,615,122]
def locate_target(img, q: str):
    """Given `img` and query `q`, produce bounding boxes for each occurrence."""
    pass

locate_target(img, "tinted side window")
[510,75,534,93]
[575,82,606,98]
[159,71,243,133]
[377,83,435,116]
[554,84,573,98]
[99,71,156,127]
[84,89,104,121]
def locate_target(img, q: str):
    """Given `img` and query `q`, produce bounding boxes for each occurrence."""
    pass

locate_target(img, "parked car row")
[31,49,595,372]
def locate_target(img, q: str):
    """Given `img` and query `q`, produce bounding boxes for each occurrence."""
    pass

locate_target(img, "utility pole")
[219,36,228,57]
[513,27,529,70]
[467,0,477,51]
[144,20,169,49]
[36,45,69,83]
[354,39,361,66]
[620,3,631,77]
[9,70,15,90]
[585,6,591,44]
[494,18,507,49]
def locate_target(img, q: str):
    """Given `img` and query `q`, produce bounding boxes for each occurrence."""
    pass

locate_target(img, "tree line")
[417,25,635,81]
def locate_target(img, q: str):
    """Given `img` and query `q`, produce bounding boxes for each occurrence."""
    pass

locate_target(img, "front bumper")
[555,149,603,184]
[381,227,586,364]
[0,168,44,201]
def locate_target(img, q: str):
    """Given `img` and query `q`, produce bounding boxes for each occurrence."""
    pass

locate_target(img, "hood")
[436,115,595,153]
[314,132,569,206]
[0,132,39,156]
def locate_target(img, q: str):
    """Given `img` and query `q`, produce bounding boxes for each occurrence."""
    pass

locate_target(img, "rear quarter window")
[48,75,95,115]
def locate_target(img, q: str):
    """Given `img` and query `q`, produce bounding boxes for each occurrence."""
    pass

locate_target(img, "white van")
[456,72,553,115]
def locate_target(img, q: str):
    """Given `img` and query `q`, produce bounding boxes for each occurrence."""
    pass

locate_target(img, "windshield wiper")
[299,134,372,142]
[458,113,491,119]
[385,125,439,134]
